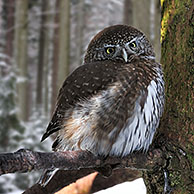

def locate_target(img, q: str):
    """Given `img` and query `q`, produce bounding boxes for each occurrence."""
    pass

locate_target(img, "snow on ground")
[94,178,146,194]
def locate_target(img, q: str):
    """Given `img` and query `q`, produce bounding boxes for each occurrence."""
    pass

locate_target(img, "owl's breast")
[56,81,127,151]
[50,61,164,157]
[55,73,141,153]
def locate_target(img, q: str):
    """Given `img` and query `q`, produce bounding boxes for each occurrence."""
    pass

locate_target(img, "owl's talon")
[94,164,113,177]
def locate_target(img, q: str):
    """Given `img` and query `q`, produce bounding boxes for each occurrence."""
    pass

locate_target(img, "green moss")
[160,0,194,192]
[145,1,194,192]
[187,151,194,170]
[161,5,170,43]
[169,171,181,187]
[161,0,194,130]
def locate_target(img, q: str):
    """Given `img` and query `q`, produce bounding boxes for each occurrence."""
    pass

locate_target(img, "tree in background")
[36,0,46,108]
[57,0,70,94]
[36,0,54,116]
[74,0,85,66]
[14,0,29,121]
[123,0,133,25]
[0,65,24,153]
[0,1,52,192]
[2,0,192,193]
[124,0,161,61]
[51,0,70,114]
[3,0,15,67]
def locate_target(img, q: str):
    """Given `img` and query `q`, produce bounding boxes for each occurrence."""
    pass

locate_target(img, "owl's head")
[84,25,155,63]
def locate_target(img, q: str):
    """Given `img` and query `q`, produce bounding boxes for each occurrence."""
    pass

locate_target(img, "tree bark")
[151,0,161,62]
[0,148,164,194]
[36,0,46,107]
[57,0,70,91]
[132,0,151,39]
[75,0,85,66]
[51,0,60,115]
[43,0,53,116]
[123,0,133,25]
[51,0,70,115]
[132,0,161,61]
[143,1,194,193]
[4,0,15,66]
[14,0,29,121]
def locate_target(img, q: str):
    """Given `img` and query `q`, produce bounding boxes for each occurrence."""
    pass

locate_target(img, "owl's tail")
[38,168,59,187]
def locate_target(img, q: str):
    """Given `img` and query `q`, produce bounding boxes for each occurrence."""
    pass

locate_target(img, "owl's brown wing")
[41,60,123,142]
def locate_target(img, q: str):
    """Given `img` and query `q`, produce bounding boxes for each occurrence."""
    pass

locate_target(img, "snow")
[0,174,23,194]
[95,178,146,194]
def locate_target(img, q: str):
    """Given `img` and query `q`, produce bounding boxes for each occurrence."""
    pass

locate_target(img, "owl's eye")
[129,41,137,49]
[105,47,115,55]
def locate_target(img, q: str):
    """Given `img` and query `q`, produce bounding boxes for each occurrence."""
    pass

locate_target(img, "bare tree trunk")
[123,0,133,25]
[43,0,54,116]
[150,0,161,61]
[51,0,60,115]
[75,0,85,66]
[51,0,70,115]
[57,0,70,91]
[132,0,151,37]
[0,1,2,47]
[14,0,29,121]
[36,0,46,107]
[143,1,194,193]
[132,0,161,60]
[36,0,53,116]
[4,0,15,65]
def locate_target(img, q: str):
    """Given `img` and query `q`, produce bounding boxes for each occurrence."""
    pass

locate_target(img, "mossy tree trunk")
[143,0,194,193]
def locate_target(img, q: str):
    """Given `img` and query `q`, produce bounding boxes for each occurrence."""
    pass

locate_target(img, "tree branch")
[0,148,165,193]
[0,148,164,176]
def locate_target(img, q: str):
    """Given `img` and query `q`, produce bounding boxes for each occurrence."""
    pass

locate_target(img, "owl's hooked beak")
[122,48,128,62]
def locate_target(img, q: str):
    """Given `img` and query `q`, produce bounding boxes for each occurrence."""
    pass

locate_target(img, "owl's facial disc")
[125,38,139,55]
[104,45,129,63]
[103,43,138,63]
[84,25,156,63]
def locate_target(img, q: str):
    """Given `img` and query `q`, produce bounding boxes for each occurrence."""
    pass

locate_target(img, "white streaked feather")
[109,79,159,156]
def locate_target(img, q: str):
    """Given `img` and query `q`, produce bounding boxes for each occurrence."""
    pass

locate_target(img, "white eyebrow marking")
[103,44,120,48]
[127,37,138,45]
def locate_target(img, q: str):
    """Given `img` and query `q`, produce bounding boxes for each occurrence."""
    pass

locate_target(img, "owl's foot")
[38,168,59,187]
[94,164,113,177]
[163,157,173,194]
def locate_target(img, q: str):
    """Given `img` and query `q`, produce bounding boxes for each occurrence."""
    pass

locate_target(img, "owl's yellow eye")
[106,47,115,55]
[129,42,137,48]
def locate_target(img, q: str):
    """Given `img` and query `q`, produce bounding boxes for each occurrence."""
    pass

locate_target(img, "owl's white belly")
[109,80,160,156]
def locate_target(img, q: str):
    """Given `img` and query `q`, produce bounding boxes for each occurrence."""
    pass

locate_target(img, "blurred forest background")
[0,0,161,193]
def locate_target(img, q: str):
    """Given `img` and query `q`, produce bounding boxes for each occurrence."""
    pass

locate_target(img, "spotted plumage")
[40,25,164,185]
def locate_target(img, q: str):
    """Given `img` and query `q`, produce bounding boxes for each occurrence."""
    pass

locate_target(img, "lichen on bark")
[143,0,194,193]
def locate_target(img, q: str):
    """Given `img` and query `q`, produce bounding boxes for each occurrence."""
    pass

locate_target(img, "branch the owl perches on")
[0,148,164,176]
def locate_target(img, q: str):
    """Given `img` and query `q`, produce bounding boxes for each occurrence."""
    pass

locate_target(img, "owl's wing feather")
[41,60,123,142]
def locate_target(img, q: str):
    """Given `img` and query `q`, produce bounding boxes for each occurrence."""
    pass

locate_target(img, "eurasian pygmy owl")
[40,25,164,185]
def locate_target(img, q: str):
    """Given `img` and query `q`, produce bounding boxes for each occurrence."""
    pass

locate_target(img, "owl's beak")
[122,48,128,62]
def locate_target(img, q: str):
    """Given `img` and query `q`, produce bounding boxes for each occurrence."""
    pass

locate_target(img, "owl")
[40,25,164,185]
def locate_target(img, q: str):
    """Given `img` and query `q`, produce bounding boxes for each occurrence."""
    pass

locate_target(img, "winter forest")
[0,0,193,193]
